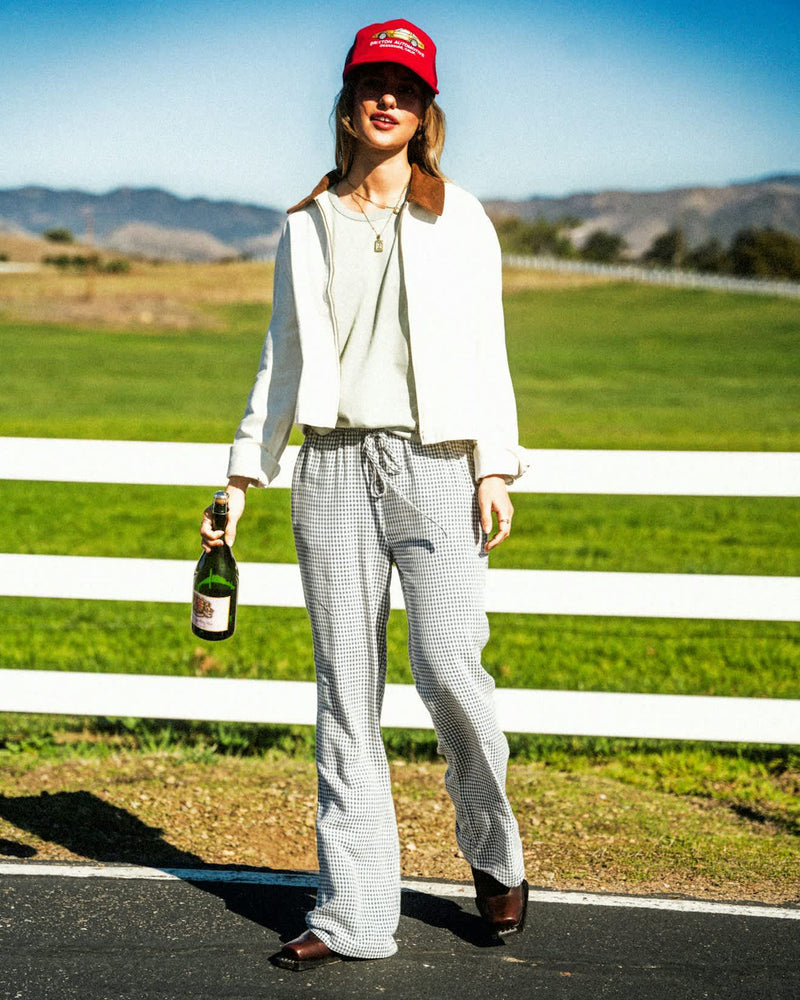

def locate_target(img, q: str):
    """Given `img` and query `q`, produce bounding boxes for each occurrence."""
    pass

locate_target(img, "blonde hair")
[332,77,446,180]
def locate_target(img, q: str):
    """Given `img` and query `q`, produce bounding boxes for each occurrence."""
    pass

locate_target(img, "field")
[1,260,798,900]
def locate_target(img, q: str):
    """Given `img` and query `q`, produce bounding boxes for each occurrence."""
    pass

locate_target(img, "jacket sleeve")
[227,223,302,486]
[471,210,529,483]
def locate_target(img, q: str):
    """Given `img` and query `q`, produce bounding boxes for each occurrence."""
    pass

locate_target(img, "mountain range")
[1,174,798,261]
[483,174,800,255]
[0,186,284,261]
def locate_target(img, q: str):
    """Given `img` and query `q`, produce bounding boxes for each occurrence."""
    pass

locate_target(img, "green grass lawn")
[9,482,800,574]
[3,287,799,448]
[506,285,800,450]
[0,304,270,443]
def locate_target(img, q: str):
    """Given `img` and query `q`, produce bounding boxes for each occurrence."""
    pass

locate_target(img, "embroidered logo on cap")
[370,27,426,51]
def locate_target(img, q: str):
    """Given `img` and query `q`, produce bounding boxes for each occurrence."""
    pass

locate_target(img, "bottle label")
[192,591,231,632]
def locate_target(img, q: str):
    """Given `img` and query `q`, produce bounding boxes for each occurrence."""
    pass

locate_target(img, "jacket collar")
[286,162,445,217]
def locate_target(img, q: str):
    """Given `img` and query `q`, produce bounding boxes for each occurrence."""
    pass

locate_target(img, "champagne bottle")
[191,490,238,641]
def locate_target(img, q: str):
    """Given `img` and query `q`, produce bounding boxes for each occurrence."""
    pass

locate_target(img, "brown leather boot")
[270,929,344,971]
[472,868,530,940]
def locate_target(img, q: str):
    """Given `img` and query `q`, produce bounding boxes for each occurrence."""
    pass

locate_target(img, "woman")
[201,18,529,970]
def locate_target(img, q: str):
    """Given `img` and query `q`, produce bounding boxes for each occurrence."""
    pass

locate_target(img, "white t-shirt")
[318,189,418,437]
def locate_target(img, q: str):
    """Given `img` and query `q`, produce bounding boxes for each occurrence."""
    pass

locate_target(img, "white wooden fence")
[2,437,799,744]
[503,254,800,299]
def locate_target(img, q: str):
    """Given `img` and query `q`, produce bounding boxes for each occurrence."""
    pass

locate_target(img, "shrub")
[100,258,131,274]
[43,227,74,244]
[581,229,627,263]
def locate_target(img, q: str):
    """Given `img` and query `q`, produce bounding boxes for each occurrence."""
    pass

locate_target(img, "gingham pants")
[290,429,525,959]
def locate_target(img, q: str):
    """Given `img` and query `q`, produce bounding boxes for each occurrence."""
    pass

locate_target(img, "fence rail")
[2,438,798,743]
[3,670,797,744]
[503,254,800,298]
[3,554,799,622]
[3,437,800,496]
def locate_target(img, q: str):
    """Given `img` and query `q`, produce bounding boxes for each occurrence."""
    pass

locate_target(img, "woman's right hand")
[199,477,252,552]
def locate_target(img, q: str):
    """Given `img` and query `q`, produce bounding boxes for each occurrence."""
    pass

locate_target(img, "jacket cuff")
[227,440,280,488]
[473,443,530,483]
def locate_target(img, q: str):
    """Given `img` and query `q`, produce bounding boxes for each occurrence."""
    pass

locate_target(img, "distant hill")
[104,223,239,262]
[0,222,65,262]
[1,174,798,261]
[0,186,283,261]
[482,173,800,256]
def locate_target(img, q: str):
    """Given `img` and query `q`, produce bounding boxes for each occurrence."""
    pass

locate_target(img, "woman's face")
[351,63,426,156]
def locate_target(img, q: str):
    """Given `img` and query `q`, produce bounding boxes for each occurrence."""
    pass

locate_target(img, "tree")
[581,229,627,263]
[684,237,729,274]
[728,228,800,281]
[43,227,74,244]
[493,216,577,258]
[641,228,686,268]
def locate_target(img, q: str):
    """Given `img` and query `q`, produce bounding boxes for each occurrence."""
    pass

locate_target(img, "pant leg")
[290,430,400,959]
[381,435,525,888]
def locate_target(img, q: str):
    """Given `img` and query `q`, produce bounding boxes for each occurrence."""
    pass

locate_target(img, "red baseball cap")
[343,19,438,94]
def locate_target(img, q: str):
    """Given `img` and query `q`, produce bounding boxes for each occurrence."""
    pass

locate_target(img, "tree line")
[494,217,800,281]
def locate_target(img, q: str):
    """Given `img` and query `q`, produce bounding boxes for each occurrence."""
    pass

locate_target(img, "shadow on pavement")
[0,789,492,947]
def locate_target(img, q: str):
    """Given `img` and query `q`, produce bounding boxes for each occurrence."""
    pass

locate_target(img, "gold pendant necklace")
[356,201,401,252]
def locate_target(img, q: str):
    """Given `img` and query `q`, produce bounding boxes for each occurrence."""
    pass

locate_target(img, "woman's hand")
[199,477,252,552]
[478,475,514,553]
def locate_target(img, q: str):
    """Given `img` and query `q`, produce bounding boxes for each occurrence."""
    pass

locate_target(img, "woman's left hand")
[478,475,514,553]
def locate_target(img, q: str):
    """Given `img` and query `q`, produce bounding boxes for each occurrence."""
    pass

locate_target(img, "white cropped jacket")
[227,164,528,486]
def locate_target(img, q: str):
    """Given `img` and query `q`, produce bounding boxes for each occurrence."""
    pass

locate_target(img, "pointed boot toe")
[270,930,343,971]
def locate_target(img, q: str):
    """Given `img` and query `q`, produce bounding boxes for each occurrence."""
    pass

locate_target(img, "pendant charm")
[373,237,384,253]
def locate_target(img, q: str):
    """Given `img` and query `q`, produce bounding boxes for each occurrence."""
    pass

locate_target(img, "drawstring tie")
[361,431,448,538]
[362,431,401,499]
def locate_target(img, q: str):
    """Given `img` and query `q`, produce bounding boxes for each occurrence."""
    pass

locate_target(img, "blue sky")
[1,0,798,209]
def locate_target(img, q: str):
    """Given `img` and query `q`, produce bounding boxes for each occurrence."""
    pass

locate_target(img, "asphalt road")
[0,865,798,1000]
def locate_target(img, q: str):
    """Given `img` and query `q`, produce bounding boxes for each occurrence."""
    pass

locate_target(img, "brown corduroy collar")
[286,163,445,217]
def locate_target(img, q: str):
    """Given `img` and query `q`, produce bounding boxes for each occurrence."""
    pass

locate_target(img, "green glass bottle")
[191,490,238,641]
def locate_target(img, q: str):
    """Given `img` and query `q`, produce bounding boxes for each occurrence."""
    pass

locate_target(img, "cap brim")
[343,55,438,94]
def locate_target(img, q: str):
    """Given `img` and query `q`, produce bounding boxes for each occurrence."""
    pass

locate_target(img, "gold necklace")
[350,184,408,253]
[343,175,410,214]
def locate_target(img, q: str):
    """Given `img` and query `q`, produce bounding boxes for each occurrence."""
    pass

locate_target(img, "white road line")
[1,862,797,920]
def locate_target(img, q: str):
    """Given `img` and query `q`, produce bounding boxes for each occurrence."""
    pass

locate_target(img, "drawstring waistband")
[362,432,400,499]
[360,431,448,538]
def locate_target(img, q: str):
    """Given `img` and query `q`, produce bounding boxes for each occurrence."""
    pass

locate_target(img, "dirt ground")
[1,754,796,906]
